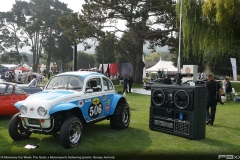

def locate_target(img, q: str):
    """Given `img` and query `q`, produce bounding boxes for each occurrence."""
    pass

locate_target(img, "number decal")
[88,103,103,118]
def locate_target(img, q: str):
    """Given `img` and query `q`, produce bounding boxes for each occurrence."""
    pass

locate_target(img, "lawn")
[0,84,240,160]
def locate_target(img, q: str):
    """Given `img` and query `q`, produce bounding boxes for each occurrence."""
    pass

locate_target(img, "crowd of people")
[0,70,46,84]
[0,71,16,82]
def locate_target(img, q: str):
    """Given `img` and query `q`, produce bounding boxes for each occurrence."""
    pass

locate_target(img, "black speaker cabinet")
[149,84,207,140]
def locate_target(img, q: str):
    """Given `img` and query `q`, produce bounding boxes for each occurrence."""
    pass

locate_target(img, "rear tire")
[8,113,32,141]
[60,117,82,149]
[110,101,130,129]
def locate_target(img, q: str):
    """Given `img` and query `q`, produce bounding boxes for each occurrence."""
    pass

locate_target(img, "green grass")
[1,85,240,160]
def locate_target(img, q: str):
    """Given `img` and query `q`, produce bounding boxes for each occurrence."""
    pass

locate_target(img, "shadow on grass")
[199,136,240,152]
[2,122,152,156]
[213,124,240,131]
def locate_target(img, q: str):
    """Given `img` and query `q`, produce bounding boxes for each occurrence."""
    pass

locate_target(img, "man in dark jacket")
[163,75,172,85]
[128,74,134,93]
[206,73,221,125]
[122,74,129,93]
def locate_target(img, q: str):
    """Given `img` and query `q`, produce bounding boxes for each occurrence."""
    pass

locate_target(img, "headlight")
[20,105,28,115]
[38,106,47,116]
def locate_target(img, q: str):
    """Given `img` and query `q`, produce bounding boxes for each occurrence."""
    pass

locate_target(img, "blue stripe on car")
[109,94,122,115]
[49,101,79,114]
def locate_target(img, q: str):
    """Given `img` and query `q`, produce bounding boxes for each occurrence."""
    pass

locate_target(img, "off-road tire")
[110,101,130,129]
[60,116,82,149]
[8,113,32,141]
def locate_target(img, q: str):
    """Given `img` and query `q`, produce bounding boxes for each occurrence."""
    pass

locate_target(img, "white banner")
[230,58,237,81]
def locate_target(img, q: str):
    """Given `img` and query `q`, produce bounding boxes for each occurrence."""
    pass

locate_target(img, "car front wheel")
[110,101,130,129]
[8,113,32,141]
[60,116,82,149]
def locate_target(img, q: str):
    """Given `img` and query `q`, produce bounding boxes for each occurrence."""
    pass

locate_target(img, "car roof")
[0,82,17,86]
[56,71,104,79]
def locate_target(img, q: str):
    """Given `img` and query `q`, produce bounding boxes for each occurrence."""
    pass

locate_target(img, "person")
[5,71,9,81]
[8,72,13,82]
[128,74,134,93]
[28,74,34,83]
[23,73,27,84]
[48,72,51,80]
[12,72,15,82]
[198,72,201,79]
[18,72,22,82]
[122,74,129,93]
[206,73,221,126]
[1,72,5,80]
[157,71,162,79]
[163,75,172,84]
[224,77,232,101]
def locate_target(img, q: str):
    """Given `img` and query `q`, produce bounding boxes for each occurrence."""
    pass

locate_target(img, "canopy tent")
[16,66,29,71]
[99,63,133,76]
[0,64,18,68]
[22,63,31,70]
[146,58,178,73]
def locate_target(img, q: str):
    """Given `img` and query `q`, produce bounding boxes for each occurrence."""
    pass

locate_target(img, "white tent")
[0,64,18,69]
[146,58,178,73]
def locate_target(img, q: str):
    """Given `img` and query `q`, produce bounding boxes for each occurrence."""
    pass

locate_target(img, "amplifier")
[149,84,207,140]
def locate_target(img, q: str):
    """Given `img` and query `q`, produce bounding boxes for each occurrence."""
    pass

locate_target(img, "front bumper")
[20,116,55,133]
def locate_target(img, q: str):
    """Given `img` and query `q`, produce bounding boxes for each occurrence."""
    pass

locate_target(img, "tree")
[0,10,28,63]
[50,35,73,72]
[178,0,240,73]
[9,0,72,72]
[75,0,177,83]
[77,51,95,69]
[95,32,116,66]
[57,12,102,71]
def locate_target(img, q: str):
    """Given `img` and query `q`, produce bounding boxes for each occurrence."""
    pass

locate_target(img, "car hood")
[26,90,79,101]
[15,90,83,118]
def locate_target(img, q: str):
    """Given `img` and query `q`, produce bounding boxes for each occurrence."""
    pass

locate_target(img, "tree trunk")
[132,39,144,84]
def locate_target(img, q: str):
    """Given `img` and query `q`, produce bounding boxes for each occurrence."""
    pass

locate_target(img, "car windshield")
[0,83,13,95]
[45,76,84,91]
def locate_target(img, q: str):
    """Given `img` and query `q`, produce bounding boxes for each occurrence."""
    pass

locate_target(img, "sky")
[0,0,167,54]
[0,0,83,12]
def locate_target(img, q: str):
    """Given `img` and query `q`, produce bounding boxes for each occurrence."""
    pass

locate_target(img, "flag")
[230,58,237,81]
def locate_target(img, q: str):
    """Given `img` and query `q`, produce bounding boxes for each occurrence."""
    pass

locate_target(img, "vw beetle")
[8,71,130,148]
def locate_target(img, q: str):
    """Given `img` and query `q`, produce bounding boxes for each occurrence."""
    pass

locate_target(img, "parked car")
[17,78,43,94]
[0,79,6,82]
[182,79,206,86]
[9,71,130,148]
[0,82,28,116]
[143,78,163,90]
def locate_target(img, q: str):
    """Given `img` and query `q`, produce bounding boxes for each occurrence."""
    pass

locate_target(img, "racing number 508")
[89,104,103,116]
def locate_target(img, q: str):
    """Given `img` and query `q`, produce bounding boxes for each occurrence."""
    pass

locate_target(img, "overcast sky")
[0,0,167,54]
[0,0,83,12]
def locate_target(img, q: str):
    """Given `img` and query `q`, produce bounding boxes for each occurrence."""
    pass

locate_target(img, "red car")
[0,82,28,116]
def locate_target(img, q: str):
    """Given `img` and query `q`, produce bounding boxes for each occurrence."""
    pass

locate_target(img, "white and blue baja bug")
[8,71,130,148]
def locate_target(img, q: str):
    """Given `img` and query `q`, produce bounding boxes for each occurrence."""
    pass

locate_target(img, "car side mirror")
[85,89,93,93]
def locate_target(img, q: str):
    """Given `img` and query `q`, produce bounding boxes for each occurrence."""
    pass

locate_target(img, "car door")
[83,77,106,122]
[0,84,18,115]
[102,77,114,116]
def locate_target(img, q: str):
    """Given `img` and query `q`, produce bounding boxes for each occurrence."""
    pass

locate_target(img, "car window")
[103,78,113,91]
[6,84,13,95]
[68,76,83,91]
[15,86,26,95]
[45,76,83,91]
[0,84,6,94]
[86,78,102,92]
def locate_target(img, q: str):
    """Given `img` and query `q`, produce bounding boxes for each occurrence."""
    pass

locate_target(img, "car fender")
[108,94,123,115]
[14,101,25,110]
[49,102,79,114]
